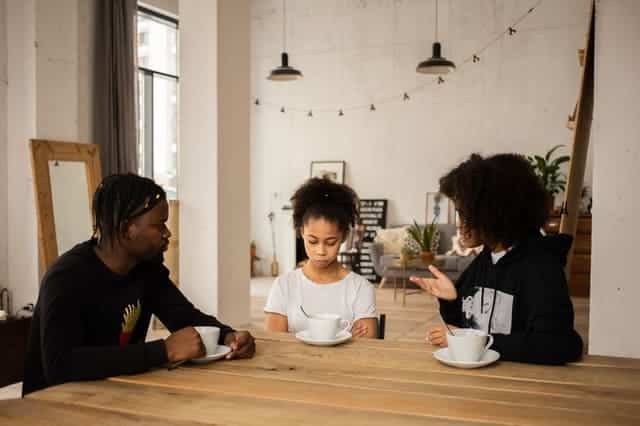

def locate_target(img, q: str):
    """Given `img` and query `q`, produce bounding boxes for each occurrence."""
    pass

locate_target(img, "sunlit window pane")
[137,11,177,75]
[153,75,178,199]
[136,8,179,199]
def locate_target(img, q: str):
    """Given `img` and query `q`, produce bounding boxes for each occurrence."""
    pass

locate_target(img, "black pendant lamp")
[417,0,456,74]
[268,0,303,81]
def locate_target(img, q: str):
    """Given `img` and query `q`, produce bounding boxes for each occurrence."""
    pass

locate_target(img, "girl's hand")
[351,322,369,338]
[426,325,457,347]
[409,265,457,301]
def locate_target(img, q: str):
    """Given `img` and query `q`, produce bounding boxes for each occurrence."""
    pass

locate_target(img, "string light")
[253,0,543,117]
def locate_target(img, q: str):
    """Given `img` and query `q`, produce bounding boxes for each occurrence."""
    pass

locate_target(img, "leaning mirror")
[30,139,102,272]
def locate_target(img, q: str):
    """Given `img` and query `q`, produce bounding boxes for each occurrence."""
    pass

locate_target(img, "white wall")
[0,0,8,293]
[7,0,38,313]
[180,0,251,326]
[35,0,79,141]
[4,0,95,312]
[250,0,593,275]
[217,0,251,325]
[589,0,640,358]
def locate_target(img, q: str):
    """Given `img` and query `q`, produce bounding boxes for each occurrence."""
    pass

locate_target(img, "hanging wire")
[435,0,439,41]
[282,0,287,52]
[254,0,544,116]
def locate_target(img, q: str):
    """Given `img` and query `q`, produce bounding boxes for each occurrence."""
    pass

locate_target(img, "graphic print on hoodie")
[461,287,513,334]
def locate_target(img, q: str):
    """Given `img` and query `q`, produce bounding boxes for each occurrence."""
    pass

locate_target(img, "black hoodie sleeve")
[439,268,468,327]
[491,257,583,365]
[37,273,169,388]
[145,263,235,344]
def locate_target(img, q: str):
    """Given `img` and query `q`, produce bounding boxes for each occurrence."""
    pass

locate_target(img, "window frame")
[136,5,179,197]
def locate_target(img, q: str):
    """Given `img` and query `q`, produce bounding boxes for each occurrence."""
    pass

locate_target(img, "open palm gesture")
[409,265,457,301]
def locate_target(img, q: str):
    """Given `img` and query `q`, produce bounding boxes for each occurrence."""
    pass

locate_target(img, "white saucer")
[190,345,231,364]
[433,348,500,369]
[295,329,352,346]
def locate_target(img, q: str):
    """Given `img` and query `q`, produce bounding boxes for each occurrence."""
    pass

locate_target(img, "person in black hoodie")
[410,153,583,365]
[23,174,255,396]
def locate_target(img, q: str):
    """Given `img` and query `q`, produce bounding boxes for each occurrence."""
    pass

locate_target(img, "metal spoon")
[300,305,312,319]
[440,315,456,336]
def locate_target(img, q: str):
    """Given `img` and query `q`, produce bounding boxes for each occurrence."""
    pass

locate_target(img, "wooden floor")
[250,278,591,348]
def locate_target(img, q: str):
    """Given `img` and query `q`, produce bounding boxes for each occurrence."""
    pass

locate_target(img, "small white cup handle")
[484,335,494,352]
[339,319,351,333]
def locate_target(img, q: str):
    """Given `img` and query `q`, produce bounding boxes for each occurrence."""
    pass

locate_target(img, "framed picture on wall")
[310,161,345,184]
[425,192,455,225]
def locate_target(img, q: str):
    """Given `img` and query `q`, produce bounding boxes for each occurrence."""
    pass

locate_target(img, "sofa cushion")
[374,227,408,254]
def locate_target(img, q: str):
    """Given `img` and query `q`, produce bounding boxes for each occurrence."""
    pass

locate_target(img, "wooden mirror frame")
[30,139,102,273]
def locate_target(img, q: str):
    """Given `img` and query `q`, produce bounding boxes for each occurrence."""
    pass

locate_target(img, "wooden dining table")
[2,329,640,425]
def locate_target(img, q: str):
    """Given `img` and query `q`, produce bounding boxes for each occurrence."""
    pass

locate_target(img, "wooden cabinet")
[0,317,31,388]
[544,215,591,297]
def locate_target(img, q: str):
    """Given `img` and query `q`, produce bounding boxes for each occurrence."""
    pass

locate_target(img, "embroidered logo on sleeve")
[120,300,142,346]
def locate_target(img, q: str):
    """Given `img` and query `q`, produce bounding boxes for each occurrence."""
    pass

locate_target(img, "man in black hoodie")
[23,174,255,396]
[411,154,583,365]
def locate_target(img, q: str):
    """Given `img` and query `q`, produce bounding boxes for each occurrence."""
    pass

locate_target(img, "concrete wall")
[250,0,593,275]
[589,0,640,358]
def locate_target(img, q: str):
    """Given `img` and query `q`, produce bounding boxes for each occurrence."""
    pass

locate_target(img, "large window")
[136,7,179,199]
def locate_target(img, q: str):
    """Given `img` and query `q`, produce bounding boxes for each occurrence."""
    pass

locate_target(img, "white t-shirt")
[264,268,377,333]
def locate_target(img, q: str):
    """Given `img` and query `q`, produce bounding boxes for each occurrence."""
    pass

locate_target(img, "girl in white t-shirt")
[264,178,377,338]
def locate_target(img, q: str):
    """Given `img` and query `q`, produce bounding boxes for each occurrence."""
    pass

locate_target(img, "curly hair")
[291,178,359,236]
[92,173,166,245]
[439,153,548,248]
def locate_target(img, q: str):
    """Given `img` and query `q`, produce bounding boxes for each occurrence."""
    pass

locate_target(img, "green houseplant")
[527,145,570,212]
[406,219,438,264]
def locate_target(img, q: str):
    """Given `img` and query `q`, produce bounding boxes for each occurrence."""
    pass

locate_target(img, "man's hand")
[165,326,205,362]
[223,330,256,360]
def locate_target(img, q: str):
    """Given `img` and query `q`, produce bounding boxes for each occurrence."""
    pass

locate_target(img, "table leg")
[402,264,407,307]
[379,277,387,288]
[393,277,397,302]
[402,276,407,307]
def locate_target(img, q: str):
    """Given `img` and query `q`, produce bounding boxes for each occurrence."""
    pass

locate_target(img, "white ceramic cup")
[447,328,494,362]
[307,313,351,341]
[195,326,220,356]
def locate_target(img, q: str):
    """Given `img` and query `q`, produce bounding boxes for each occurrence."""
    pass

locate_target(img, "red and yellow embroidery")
[119,300,142,346]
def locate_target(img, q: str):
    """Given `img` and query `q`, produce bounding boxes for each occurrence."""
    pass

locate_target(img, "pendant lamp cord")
[435,0,439,41]
[283,0,287,52]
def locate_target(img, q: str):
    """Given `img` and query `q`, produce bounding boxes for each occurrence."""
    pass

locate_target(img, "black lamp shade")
[268,52,303,81]
[417,42,456,74]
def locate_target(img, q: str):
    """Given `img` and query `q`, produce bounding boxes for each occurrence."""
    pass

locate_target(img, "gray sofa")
[369,223,475,283]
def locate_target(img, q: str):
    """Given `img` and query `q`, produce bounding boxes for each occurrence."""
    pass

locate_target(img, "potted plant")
[527,145,570,213]
[406,219,438,265]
